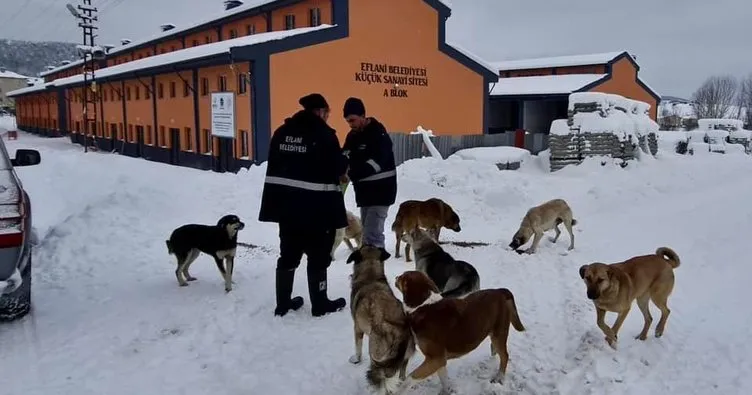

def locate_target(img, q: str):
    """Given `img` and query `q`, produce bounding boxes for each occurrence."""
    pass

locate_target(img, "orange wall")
[269,0,485,140]
[271,0,331,30]
[155,71,195,149]
[122,79,154,142]
[589,57,658,120]
[156,39,184,55]
[102,82,124,138]
[185,28,219,47]
[222,14,269,39]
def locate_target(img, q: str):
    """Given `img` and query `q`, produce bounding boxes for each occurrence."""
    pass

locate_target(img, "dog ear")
[579,265,587,279]
[379,248,391,262]
[346,250,362,264]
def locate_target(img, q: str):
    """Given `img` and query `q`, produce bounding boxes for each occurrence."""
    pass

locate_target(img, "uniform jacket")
[342,118,397,207]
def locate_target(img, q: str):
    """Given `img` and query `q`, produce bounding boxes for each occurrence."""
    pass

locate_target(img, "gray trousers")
[359,206,389,248]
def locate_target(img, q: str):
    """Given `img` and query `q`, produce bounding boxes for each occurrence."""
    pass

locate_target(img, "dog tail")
[165,240,174,255]
[366,334,412,390]
[503,289,526,332]
[390,212,403,232]
[656,247,680,269]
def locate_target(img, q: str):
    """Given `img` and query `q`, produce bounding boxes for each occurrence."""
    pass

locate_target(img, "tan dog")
[579,247,681,349]
[394,270,525,393]
[391,198,461,262]
[347,246,415,394]
[331,211,363,259]
[509,198,577,254]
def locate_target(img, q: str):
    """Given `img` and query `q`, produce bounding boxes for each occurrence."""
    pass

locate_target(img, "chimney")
[103,44,115,53]
[121,39,132,46]
[46,66,56,71]
[60,60,72,65]
[160,23,176,32]
[224,0,244,11]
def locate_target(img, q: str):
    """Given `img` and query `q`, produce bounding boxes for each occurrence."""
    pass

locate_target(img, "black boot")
[274,268,304,317]
[307,268,346,317]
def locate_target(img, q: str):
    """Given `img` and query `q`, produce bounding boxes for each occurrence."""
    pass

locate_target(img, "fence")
[389,131,550,166]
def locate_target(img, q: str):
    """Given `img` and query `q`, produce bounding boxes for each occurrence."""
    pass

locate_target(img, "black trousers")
[277,223,336,271]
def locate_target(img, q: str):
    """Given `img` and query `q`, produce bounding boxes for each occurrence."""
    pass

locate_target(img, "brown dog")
[391,198,461,262]
[394,270,525,393]
[579,247,681,349]
[509,198,577,254]
[332,211,363,259]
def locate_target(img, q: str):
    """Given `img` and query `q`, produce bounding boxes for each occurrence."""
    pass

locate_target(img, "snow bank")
[451,146,531,164]
[409,125,442,159]
[0,267,22,294]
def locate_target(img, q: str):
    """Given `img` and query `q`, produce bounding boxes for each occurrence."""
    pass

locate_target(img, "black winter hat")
[343,97,366,118]
[299,93,329,111]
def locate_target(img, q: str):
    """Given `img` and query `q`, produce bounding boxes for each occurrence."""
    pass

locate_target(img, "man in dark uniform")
[259,93,348,318]
[341,97,397,249]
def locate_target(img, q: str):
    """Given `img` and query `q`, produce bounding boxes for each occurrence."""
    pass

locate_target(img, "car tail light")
[0,195,25,248]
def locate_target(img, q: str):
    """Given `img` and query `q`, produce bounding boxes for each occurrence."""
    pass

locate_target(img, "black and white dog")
[166,214,245,292]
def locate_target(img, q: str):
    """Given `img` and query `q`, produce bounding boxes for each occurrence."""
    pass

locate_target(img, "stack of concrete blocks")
[699,118,750,154]
[548,92,659,172]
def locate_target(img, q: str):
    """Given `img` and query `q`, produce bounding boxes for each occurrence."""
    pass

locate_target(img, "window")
[309,8,321,26]
[159,126,166,146]
[126,87,131,101]
[229,29,238,39]
[135,86,140,100]
[169,81,176,98]
[285,14,295,30]
[238,74,248,94]
[201,78,209,96]
[103,91,108,102]
[161,49,167,54]
[183,81,191,97]
[145,86,150,100]
[239,130,249,157]
[203,129,212,153]
[118,123,123,140]
[184,128,193,151]
[218,75,227,91]
[192,39,199,47]
[146,125,152,145]
[128,125,134,142]
[205,36,212,44]
[246,24,256,35]
[158,83,164,99]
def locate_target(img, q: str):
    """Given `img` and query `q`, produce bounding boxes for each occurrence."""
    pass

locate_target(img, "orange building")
[8,0,497,172]
[487,51,660,135]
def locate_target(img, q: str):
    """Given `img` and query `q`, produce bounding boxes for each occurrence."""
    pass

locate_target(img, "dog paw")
[655,330,664,338]
[490,373,505,385]
[186,276,197,282]
[348,355,362,364]
[439,387,456,395]
[567,246,575,251]
[179,282,189,287]
[225,287,232,293]
[548,237,558,243]
[635,333,648,341]
[605,337,618,350]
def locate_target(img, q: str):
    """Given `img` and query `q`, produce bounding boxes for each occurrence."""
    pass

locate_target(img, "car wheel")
[0,255,32,322]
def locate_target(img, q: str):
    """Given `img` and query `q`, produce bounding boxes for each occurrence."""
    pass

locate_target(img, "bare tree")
[738,74,752,128]
[691,75,738,119]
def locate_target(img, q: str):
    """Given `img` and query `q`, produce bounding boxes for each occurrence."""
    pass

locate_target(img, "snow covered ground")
[1,129,752,395]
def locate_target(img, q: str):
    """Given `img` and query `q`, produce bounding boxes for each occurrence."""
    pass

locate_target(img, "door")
[110,124,117,151]
[136,126,145,157]
[216,138,234,173]
[169,128,181,165]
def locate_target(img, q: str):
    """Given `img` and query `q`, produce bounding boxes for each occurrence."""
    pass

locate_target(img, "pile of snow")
[451,146,531,165]
[0,115,17,131]
[409,125,442,159]
[698,118,744,131]
[3,132,752,394]
[563,92,659,142]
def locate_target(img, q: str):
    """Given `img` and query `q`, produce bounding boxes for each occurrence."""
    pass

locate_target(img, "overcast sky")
[0,0,749,98]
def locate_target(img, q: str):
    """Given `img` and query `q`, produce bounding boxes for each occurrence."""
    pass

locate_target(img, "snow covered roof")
[490,51,629,72]
[40,0,284,77]
[489,74,606,96]
[6,82,56,97]
[51,25,333,88]
[445,41,498,75]
[0,69,29,80]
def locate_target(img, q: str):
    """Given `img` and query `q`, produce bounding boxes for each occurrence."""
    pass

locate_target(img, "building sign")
[211,92,235,139]
[354,62,429,98]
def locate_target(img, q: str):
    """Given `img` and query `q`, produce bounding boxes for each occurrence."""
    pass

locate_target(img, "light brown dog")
[347,246,416,394]
[331,211,363,259]
[509,198,577,254]
[579,247,681,349]
[391,198,461,262]
[394,270,525,393]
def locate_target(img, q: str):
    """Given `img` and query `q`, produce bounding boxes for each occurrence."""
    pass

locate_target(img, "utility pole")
[67,1,104,153]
